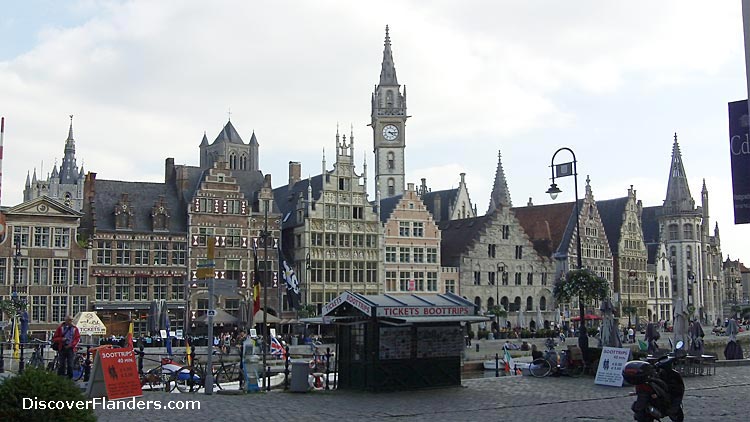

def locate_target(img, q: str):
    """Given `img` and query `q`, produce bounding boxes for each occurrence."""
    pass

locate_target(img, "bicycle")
[48,346,86,381]
[530,338,585,378]
[26,339,50,369]
[169,354,242,393]
[135,350,182,392]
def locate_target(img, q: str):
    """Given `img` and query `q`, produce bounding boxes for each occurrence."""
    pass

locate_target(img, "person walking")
[52,315,81,378]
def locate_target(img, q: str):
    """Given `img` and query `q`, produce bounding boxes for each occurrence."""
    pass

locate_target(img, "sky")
[1,0,749,262]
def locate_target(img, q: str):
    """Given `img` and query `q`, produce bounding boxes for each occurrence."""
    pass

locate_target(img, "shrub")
[477,329,489,339]
[0,368,96,422]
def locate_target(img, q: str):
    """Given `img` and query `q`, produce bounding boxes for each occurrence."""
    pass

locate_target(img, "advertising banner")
[728,99,750,224]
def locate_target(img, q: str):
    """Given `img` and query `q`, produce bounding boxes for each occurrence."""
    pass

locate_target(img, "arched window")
[474,296,482,312]
[683,223,693,240]
[668,224,679,240]
[387,178,395,197]
[526,296,533,311]
[387,152,395,170]
[386,90,394,107]
[540,296,547,311]
[240,154,248,170]
[500,297,509,311]
[487,297,495,309]
[229,152,237,169]
[513,296,521,312]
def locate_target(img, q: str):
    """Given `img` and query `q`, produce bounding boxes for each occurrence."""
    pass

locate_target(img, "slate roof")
[212,120,244,145]
[512,201,578,259]
[91,179,187,233]
[641,205,661,244]
[422,188,458,222]
[596,197,628,256]
[273,175,324,229]
[438,214,494,266]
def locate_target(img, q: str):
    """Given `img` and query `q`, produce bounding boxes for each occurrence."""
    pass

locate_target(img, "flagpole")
[261,202,271,391]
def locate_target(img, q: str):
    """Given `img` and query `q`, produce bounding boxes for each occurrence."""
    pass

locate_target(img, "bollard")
[475,343,479,353]
[266,365,271,391]
[495,353,500,377]
[84,345,92,382]
[0,341,5,373]
[19,342,25,374]
[325,347,331,390]
[283,345,290,391]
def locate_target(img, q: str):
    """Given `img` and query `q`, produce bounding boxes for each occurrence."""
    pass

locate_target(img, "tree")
[297,304,317,319]
[488,305,507,319]
[552,268,609,327]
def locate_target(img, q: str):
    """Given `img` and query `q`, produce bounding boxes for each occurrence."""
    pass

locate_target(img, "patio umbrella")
[672,297,689,350]
[163,304,173,356]
[599,299,621,348]
[147,301,158,335]
[239,300,250,329]
[536,306,544,330]
[516,309,526,329]
[689,320,705,356]
[19,310,29,343]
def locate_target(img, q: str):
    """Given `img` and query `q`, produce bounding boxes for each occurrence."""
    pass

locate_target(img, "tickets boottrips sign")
[376,306,472,317]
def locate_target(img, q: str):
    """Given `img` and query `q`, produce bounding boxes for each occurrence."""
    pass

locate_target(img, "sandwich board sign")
[86,347,142,400]
[594,346,630,387]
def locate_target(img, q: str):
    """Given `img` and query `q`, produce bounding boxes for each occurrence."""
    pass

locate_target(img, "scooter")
[622,341,686,422]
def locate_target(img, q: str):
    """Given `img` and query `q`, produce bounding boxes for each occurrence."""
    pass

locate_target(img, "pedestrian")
[628,326,635,343]
[52,315,81,379]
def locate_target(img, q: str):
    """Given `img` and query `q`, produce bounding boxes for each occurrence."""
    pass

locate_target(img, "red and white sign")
[322,292,373,316]
[376,306,472,317]
[98,348,142,400]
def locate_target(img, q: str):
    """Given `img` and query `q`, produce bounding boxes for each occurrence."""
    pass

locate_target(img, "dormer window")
[151,196,170,232]
[114,194,134,230]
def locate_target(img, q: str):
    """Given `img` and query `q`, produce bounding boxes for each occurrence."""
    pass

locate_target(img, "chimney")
[289,161,301,187]
[433,194,442,223]
[407,182,414,192]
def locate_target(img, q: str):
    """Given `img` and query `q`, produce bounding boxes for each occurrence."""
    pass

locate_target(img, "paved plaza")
[91,364,750,422]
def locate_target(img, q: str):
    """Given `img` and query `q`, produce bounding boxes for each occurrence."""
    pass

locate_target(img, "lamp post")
[546,148,584,328]
[12,236,22,309]
[258,200,274,391]
[627,270,635,329]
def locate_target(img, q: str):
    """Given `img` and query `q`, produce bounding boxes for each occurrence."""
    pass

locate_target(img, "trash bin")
[290,359,310,393]
[291,336,299,346]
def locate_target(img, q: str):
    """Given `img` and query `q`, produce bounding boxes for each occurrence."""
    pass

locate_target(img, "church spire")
[663,132,695,214]
[379,25,398,86]
[487,150,512,213]
[59,115,79,184]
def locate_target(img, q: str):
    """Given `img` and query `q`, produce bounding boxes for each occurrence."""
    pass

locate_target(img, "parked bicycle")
[26,339,50,369]
[135,350,183,392]
[530,338,585,378]
[169,354,242,393]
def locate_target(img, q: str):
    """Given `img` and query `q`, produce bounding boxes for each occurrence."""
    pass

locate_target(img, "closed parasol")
[599,299,621,348]
[672,298,689,351]
[689,320,705,356]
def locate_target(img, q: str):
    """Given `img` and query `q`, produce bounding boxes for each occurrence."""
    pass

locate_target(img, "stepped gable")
[596,196,629,256]
[174,165,267,209]
[378,194,403,223]
[512,201,577,258]
[438,214,493,265]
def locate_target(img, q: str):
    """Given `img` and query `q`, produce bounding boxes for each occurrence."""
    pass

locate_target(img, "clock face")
[382,124,399,141]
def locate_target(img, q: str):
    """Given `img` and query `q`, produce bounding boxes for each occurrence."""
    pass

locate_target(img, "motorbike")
[622,341,686,422]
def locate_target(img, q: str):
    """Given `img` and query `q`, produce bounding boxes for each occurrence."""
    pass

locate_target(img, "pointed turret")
[487,150,512,214]
[249,131,259,146]
[663,133,695,213]
[51,163,59,178]
[59,115,79,184]
[199,131,209,147]
[25,171,30,188]
[379,25,398,86]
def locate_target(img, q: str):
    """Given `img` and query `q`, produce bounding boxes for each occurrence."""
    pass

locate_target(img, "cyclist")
[52,315,81,379]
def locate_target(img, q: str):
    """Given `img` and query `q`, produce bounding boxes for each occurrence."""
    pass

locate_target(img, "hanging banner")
[728,99,750,224]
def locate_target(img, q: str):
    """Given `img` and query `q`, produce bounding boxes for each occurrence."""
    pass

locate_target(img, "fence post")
[495,353,500,377]
[84,345,92,382]
[0,341,5,373]
[19,342,25,374]
[283,345,290,391]
[325,347,332,390]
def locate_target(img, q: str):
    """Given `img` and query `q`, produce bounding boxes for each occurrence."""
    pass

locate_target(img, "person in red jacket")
[52,315,81,378]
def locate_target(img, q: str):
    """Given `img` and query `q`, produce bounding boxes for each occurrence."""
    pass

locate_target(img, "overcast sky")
[1,0,748,263]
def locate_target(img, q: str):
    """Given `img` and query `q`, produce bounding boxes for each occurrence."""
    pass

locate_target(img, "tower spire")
[379,25,398,86]
[663,132,695,213]
[59,114,79,184]
[487,150,512,213]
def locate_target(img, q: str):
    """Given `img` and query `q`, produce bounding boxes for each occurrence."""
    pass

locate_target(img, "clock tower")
[371,25,408,199]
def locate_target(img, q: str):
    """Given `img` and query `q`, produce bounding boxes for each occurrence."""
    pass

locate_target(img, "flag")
[504,348,516,376]
[278,246,301,309]
[185,337,192,366]
[555,162,574,178]
[126,320,134,349]
[12,316,20,360]
[252,240,261,315]
[270,335,286,360]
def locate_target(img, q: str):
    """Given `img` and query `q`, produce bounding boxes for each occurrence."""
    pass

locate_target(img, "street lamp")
[627,270,635,329]
[546,148,584,330]
[257,200,275,391]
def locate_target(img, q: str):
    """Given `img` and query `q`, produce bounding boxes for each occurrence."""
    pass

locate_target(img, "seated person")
[531,344,543,360]
[520,341,530,351]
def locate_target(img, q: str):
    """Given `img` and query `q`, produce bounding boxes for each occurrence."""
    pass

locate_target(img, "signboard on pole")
[728,99,750,224]
[594,347,630,387]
